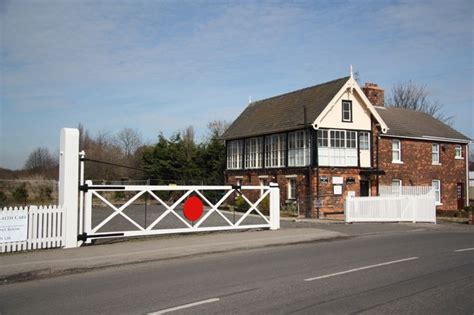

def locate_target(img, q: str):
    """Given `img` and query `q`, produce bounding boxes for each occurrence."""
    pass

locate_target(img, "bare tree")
[207,120,230,138]
[386,81,453,125]
[24,147,57,172]
[115,128,143,157]
[180,126,195,145]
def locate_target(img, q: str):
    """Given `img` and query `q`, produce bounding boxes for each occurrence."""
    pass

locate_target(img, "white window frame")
[245,137,263,169]
[432,143,440,165]
[317,130,329,147]
[392,139,402,163]
[288,130,310,167]
[342,100,352,122]
[455,145,463,159]
[432,179,441,205]
[287,178,297,200]
[265,133,286,168]
[391,179,402,195]
[359,132,370,150]
[227,140,243,169]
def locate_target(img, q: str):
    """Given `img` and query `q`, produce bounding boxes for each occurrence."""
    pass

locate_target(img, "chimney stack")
[362,82,384,107]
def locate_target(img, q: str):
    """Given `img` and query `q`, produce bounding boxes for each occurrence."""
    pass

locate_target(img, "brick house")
[221,73,471,218]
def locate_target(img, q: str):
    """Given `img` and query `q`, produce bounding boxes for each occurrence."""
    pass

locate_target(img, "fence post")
[59,128,79,248]
[269,183,280,230]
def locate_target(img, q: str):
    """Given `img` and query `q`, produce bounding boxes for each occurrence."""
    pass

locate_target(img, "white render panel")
[317,89,372,131]
[360,150,371,168]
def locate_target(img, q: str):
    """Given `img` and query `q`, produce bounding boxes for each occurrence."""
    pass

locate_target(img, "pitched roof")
[221,76,349,140]
[375,107,470,142]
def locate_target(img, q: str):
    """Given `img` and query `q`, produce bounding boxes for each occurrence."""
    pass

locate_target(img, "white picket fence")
[0,205,65,253]
[345,186,436,223]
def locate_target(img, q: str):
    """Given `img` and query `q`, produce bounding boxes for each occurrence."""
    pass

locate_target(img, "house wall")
[379,137,468,211]
[226,167,377,218]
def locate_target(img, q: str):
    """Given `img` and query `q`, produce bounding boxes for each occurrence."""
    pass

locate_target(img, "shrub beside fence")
[0,205,64,253]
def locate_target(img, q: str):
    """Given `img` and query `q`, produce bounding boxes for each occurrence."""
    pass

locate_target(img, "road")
[0,227,473,314]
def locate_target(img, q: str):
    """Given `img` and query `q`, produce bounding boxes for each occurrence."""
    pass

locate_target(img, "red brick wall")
[379,137,467,210]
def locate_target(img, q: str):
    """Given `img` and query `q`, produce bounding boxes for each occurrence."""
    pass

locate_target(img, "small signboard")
[0,209,28,243]
[333,185,343,195]
[332,176,343,184]
[319,176,329,184]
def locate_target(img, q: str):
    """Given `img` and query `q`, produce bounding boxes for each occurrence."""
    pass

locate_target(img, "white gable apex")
[312,77,388,133]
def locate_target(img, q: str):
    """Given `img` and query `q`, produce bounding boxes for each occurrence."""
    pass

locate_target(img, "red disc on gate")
[183,196,204,221]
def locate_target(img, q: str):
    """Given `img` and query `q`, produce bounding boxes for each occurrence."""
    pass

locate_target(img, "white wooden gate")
[345,186,436,223]
[79,181,280,242]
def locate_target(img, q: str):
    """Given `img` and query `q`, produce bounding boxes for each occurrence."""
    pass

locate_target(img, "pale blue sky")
[1,0,473,169]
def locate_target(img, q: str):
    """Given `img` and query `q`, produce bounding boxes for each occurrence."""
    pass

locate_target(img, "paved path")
[0,226,472,314]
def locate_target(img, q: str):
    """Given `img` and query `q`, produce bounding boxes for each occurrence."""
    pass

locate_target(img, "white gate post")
[59,128,80,248]
[269,183,280,230]
[83,180,93,244]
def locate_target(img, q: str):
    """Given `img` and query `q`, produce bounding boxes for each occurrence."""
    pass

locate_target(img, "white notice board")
[0,209,28,243]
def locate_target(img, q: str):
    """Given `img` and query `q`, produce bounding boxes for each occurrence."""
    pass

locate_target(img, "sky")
[1,0,473,170]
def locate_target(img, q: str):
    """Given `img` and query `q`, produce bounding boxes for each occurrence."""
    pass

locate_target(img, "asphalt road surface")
[1,227,473,314]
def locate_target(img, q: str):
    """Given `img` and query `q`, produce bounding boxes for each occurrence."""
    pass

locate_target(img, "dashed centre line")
[454,248,474,252]
[304,257,419,281]
[148,298,220,314]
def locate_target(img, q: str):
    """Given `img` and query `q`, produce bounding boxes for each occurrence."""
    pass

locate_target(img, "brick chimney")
[362,82,384,107]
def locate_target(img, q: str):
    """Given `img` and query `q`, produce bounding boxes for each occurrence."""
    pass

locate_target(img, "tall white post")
[269,183,280,230]
[84,180,93,244]
[59,128,79,248]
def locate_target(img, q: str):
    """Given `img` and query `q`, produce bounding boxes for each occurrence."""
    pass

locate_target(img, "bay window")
[245,137,263,169]
[226,140,243,169]
[288,130,310,167]
[318,129,359,166]
[265,133,286,168]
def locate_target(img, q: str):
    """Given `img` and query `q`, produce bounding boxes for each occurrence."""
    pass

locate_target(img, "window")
[330,130,345,148]
[227,140,243,169]
[432,144,440,164]
[391,179,402,195]
[455,145,462,159]
[317,130,328,147]
[359,132,370,150]
[245,137,263,169]
[287,178,297,199]
[318,129,360,167]
[432,180,441,205]
[342,100,352,122]
[392,140,401,162]
[265,134,286,168]
[346,131,357,149]
[288,130,310,166]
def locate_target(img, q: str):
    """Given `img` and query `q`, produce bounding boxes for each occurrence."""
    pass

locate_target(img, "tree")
[115,128,143,157]
[24,147,57,173]
[386,81,453,125]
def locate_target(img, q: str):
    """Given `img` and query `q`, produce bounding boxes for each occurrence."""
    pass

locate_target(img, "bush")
[234,195,249,211]
[0,191,7,207]
[12,183,29,206]
[464,205,474,212]
[39,185,53,202]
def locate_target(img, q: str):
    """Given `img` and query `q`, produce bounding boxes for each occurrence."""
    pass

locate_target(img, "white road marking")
[148,298,220,314]
[454,248,474,252]
[304,257,419,282]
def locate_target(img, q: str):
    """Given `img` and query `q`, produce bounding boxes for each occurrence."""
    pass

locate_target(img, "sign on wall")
[0,210,28,243]
[332,176,343,185]
[333,185,343,195]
